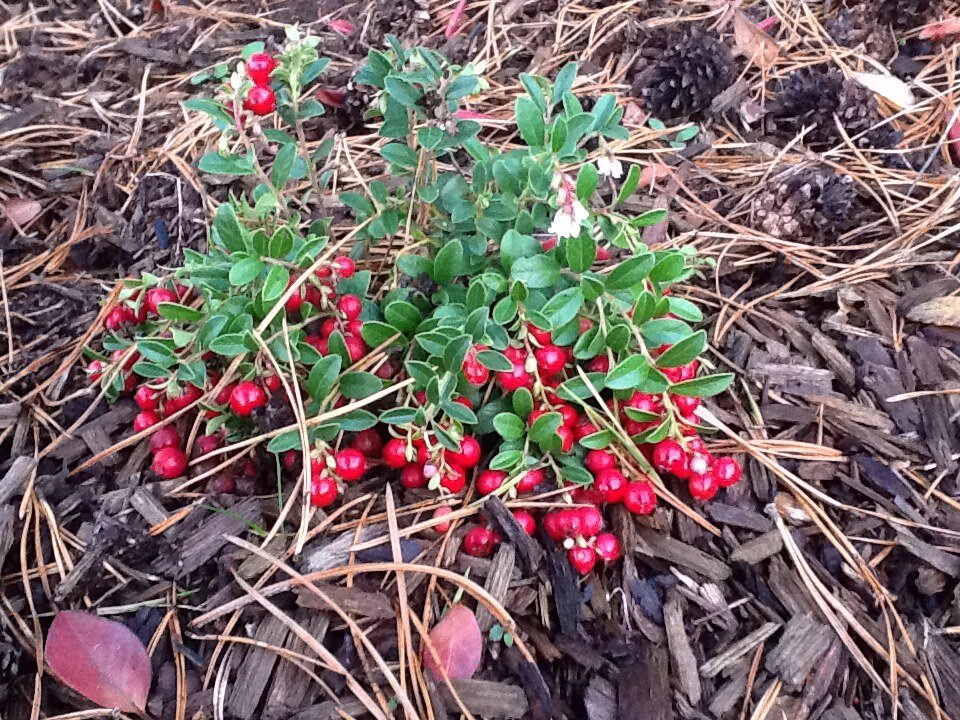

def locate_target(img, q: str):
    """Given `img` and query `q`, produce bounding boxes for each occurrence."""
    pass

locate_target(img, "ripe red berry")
[512,510,536,536]
[433,505,453,533]
[229,381,267,417]
[688,472,718,501]
[556,425,574,453]
[245,52,277,85]
[332,256,355,277]
[262,374,281,393]
[344,319,363,336]
[572,418,598,440]
[556,404,578,428]
[337,294,362,321]
[309,474,339,508]
[208,474,236,494]
[439,465,466,493]
[243,85,276,115]
[527,408,548,427]
[652,439,690,479]
[556,508,582,538]
[285,278,304,313]
[334,448,367,482]
[623,481,657,515]
[543,512,565,540]
[166,383,203,414]
[476,470,506,495]
[351,429,383,458]
[516,468,544,493]
[87,360,104,382]
[688,452,712,478]
[144,287,176,315]
[534,344,566,377]
[103,306,126,331]
[584,450,616,476]
[495,361,533,393]
[134,385,159,411]
[447,436,481,468]
[133,410,159,433]
[567,546,596,575]
[399,463,427,488]
[539,236,557,252]
[527,324,552,345]
[344,335,365,363]
[586,355,610,373]
[594,532,620,562]
[195,433,222,456]
[375,358,398,380]
[462,359,489,386]
[382,438,408,468]
[462,526,497,558]
[593,468,627,504]
[672,394,701,416]
[152,447,187,479]
[712,457,742,488]
[149,426,180,454]
[577,506,603,537]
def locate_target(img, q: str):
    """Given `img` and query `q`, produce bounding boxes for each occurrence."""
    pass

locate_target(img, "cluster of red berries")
[242,52,277,116]
[380,431,481,494]
[651,438,741,501]
[301,444,369,508]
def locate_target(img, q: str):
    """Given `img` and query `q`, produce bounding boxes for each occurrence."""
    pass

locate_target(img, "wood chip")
[475,543,516,632]
[295,583,395,619]
[764,614,831,687]
[160,497,261,577]
[896,528,960,577]
[730,530,783,564]
[663,589,701,705]
[635,528,731,581]
[701,622,781,679]
[617,644,671,720]
[0,456,35,505]
[227,615,288,719]
[585,676,617,720]
[438,679,529,719]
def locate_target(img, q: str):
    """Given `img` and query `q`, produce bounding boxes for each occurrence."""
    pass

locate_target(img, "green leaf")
[512,387,534,419]
[380,407,418,425]
[405,360,437,389]
[444,334,472,372]
[490,449,523,471]
[381,142,418,169]
[515,96,545,147]
[384,76,422,108]
[630,209,668,228]
[213,203,245,252]
[182,98,232,129]
[336,409,379,431]
[209,333,250,357]
[551,62,577,106]
[605,356,648,390]
[511,255,560,289]
[579,430,612,449]
[656,330,706,368]
[560,463,593,485]
[670,373,733,397]
[339,371,382,399]
[229,257,265,286]
[446,74,479,100]
[641,318,693,347]
[564,235,595,273]
[305,355,341,400]
[270,143,297,189]
[529,412,561,445]
[267,430,302,453]
[361,321,402,349]
[384,301,421,333]
[615,164,641,206]
[493,412,526,440]
[556,373,605,401]
[476,350,513,372]
[241,41,264,59]
[443,400,478,424]
[157,303,203,322]
[604,254,655,291]
[519,73,546,111]
[417,126,445,150]
[649,253,686,284]
[667,297,703,323]
[500,230,539,270]
[541,287,583,327]
[492,297,518,324]
[198,150,254,176]
[675,125,698,142]
[433,239,463,284]
[340,191,375,216]
[576,163,598,202]
[261,265,289,304]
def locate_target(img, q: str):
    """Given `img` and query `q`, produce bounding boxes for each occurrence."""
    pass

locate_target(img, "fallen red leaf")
[453,109,496,120]
[919,18,960,40]
[316,88,347,108]
[2,197,41,226]
[46,611,151,714]
[328,19,353,36]
[755,16,778,32]
[732,11,779,69]
[638,162,671,188]
[421,604,482,680]
[444,0,469,39]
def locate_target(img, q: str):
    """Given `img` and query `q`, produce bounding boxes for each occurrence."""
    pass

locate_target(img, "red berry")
[229,381,267,417]
[166,384,203,414]
[623,481,657,515]
[495,358,533,393]
[462,526,497,558]
[577,506,603,537]
[439,465,466,493]
[512,510,536,536]
[214,383,235,407]
[285,278,304,313]
[556,508,582,538]
[344,319,363,336]
[567,546,596,575]
[413,437,430,464]
[87,360,104,382]
[543,512,565,540]
[243,85,276,115]
[103,306,126,331]
[539,236,557,252]
[556,425,574,453]
[593,468,627,504]
[595,245,610,261]
[208,474,236,494]
[245,52,277,85]
[283,450,298,472]
[152,447,187,479]
[584,450,616,475]
[527,408,548,427]
[433,505,453,533]
[134,385,159,411]
[382,438,408,468]
[672,394,701,416]
[351,429,383,458]
[133,410,159,433]
[586,355,609,373]
[462,359,489,386]
[528,324,552,345]
[556,404,578,428]
[688,452,711,477]
[712,457,742,488]
[447,436,481,468]
[337,294,362,321]
[149,426,180,454]
[594,532,620,562]
[375,358,398,380]
[309,474,339,508]
[333,256,355,277]
[652,439,690,479]
[344,335,365,363]
[400,463,427,488]
[578,317,593,333]
[262,374,281,393]
[320,317,338,338]
[688,472,718,501]
[304,285,322,307]
[144,287,176,314]
[334,448,367,482]
[516,468,544,493]
[572,419,598,440]
[534,344,566,377]
[476,470,506,495]
[195,433,222,456]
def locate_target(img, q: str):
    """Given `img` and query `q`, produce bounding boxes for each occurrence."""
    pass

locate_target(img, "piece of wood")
[896,528,960,577]
[663,590,701,705]
[617,643,673,720]
[129,487,169,527]
[0,456,35,505]
[706,502,773,532]
[764,614,831,687]
[585,675,617,720]
[475,543,516,632]
[438,678,529,719]
[227,615,289,719]
[701,622,781,679]
[635,528,731,581]
[263,612,330,720]
[484,496,543,575]
[294,583,395,619]
[159,497,262,577]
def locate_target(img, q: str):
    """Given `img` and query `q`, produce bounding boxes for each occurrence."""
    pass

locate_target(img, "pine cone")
[771,66,900,149]
[827,7,896,59]
[633,33,734,120]
[750,167,856,243]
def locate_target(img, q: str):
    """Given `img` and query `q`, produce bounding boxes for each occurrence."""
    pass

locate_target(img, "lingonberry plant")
[82,30,742,577]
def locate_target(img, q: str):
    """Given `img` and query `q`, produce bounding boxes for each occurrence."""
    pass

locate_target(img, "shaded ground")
[1,1,960,719]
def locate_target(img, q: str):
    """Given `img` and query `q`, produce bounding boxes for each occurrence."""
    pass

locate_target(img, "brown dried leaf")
[906,297,960,327]
[733,11,779,69]
[1,198,41,226]
[46,611,151,714]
